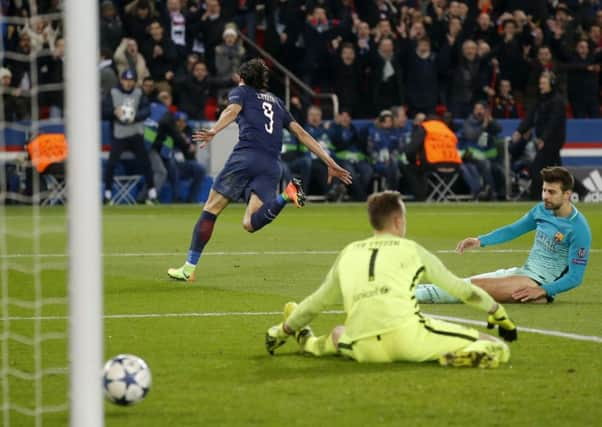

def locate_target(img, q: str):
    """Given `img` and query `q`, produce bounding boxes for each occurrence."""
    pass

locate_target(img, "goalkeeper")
[265,191,517,367]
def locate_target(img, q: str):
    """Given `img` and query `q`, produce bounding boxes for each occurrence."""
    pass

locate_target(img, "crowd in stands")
[2,0,601,202]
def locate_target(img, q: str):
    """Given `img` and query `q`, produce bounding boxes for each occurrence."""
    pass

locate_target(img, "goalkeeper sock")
[415,284,460,303]
[187,211,217,265]
[303,334,338,357]
[249,195,286,232]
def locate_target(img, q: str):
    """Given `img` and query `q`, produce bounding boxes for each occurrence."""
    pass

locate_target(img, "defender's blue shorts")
[213,149,282,203]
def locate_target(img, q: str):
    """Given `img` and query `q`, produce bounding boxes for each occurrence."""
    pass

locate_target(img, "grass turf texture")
[2,202,601,427]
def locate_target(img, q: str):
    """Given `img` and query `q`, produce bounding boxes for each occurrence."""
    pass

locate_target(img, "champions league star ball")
[103,354,151,405]
[120,104,136,123]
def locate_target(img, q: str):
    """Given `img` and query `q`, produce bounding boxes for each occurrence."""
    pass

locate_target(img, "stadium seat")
[111,175,143,205]
[426,166,470,202]
[41,174,67,206]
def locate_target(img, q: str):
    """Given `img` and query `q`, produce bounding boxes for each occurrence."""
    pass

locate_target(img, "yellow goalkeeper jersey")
[287,233,494,341]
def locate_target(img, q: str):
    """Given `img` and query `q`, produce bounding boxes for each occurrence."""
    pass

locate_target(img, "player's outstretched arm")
[192,103,242,148]
[288,121,352,185]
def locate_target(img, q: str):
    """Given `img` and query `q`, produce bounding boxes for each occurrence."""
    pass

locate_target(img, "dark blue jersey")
[228,85,293,157]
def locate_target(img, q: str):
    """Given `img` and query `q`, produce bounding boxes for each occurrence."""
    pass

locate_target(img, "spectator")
[303,6,338,90]
[302,106,344,200]
[113,38,150,87]
[443,39,488,118]
[1,67,28,121]
[368,110,400,191]
[224,0,258,42]
[100,47,118,97]
[21,15,58,54]
[173,61,214,121]
[513,72,566,200]
[147,91,204,203]
[123,0,156,48]
[472,12,498,47]
[390,105,415,195]
[330,42,362,115]
[401,37,440,116]
[99,0,123,52]
[563,40,601,118]
[188,0,226,73]
[264,0,305,76]
[172,111,207,202]
[102,69,157,205]
[162,0,188,60]
[462,101,505,200]
[370,38,404,113]
[492,19,529,96]
[38,36,64,118]
[5,32,32,90]
[141,20,178,83]
[141,76,157,102]
[492,79,519,118]
[281,106,321,195]
[328,110,372,201]
[213,26,245,101]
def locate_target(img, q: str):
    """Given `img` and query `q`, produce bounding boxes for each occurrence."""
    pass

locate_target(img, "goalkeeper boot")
[439,350,500,369]
[284,178,306,208]
[167,262,196,282]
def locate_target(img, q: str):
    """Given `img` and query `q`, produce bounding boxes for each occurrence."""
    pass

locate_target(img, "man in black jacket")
[141,20,178,83]
[513,72,566,200]
[174,61,216,120]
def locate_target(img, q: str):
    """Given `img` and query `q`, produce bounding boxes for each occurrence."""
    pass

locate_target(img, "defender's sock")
[415,284,461,303]
[249,196,287,232]
[187,211,217,265]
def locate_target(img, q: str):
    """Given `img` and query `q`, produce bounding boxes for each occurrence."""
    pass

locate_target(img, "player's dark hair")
[541,166,574,192]
[367,191,405,231]
[238,58,269,92]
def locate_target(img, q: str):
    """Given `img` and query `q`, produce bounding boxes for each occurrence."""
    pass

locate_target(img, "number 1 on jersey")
[368,249,379,281]
[262,101,274,134]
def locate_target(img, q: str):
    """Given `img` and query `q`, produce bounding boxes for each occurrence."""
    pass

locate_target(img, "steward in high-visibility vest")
[27,133,68,173]
[421,120,461,166]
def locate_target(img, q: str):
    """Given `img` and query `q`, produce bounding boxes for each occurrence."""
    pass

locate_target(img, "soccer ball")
[103,354,151,405]
[120,104,136,123]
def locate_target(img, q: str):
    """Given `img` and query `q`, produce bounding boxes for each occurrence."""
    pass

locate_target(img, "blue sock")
[187,211,217,265]
[415,284,460,303]
[249,195,287,232]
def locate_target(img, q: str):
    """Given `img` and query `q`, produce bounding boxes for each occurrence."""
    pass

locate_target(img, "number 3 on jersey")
[262,101,274,134]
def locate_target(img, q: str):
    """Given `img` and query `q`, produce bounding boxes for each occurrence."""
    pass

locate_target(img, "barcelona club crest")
[554,232,564,243]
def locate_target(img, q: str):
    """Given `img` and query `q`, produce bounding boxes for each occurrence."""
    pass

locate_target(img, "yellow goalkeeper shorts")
[337,317,480,363]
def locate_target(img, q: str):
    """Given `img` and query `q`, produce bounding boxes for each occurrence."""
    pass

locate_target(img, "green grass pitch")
[2,202,601,427]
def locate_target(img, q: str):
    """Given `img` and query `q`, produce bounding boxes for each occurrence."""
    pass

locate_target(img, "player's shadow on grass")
[250,353,442,382]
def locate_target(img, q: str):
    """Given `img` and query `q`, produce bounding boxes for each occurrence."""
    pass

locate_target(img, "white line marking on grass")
[426,313,602,344]
[2,248,601,259]
[7,310,602,344]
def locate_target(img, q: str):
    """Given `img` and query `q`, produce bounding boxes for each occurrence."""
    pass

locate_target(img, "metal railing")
[238,32,339,117]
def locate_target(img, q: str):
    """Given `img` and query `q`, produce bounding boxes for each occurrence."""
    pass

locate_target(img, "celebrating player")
[415,166,591,304]
[266,191,517,368]
[168,58,352,281]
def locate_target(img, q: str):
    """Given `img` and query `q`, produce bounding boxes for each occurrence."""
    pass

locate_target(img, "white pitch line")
[427,313,602,344]
[1,248,601,259]
[5,310,601,344]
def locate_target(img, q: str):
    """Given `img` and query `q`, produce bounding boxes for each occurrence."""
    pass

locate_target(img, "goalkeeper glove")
[487,305,518,342]
[265,323,291,355]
